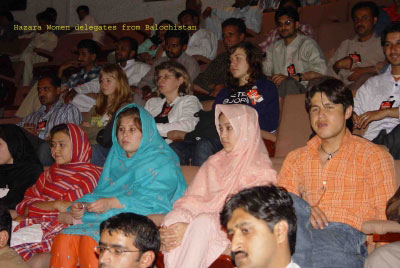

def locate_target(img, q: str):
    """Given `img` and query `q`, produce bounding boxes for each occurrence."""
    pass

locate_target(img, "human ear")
[56,86,62,95]
[273,220,289,245]
[344,105,353,120]
[130,50,136,59]
[139,251,155,268]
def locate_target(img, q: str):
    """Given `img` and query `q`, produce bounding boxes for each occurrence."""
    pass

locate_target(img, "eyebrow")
[99,241,124,248]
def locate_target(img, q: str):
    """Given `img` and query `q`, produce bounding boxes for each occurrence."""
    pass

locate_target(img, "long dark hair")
[227,42,263,88]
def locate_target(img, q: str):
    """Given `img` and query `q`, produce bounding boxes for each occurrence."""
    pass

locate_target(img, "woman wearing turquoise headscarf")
[50,103,186,268]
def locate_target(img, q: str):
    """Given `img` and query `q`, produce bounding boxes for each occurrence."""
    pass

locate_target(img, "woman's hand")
[71,202,86,220]
[87,198,122,214]
[53,200,72,212]
[160,222,189,251]
[9,210,17,220]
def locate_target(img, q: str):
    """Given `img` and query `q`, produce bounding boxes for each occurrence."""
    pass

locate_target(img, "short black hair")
[36,11,52,24]
[220,186,297,256]
[119,36,138,54]
[77,39,99,56]
[164,29,189,46]
[38,74,61,88]
[222,18,246,35]
[382,22,400,46]
[50,123,70,140]
[279,0,301,9]
[45,7,57,22]
[100,213,160,268]
[0,11,14,22]
[0,204,12,246]
[178,9,199,23]
[76,5,89,14]
[351,1,379,19]
[305,78,353,113]
[275,6,299,23]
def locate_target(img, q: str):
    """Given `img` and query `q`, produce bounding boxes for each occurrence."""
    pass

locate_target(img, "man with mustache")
[17,74,82,166]
[263,7,326,113]
[220,186,300,268]
[353,22,400,160]
[327,1,385,91]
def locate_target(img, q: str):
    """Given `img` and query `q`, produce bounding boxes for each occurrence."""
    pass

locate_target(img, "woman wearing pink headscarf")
[161,104,277,268]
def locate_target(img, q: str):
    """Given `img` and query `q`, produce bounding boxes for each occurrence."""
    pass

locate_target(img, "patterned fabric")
[17,99,82,139]
[13,124,102,260]
[278,130,396,230]
[62,103,187,242]
[162,104,277,268]
[259,24,315,52]
[63,65,101,89]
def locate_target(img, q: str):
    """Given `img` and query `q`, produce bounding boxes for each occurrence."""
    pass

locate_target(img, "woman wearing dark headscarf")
[0,124,43,209]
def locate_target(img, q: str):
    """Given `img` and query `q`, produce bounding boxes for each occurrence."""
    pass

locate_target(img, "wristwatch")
[297,73,303,82]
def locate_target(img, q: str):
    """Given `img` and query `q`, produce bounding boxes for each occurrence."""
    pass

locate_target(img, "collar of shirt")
[38,98,63,115]
[119,59,136,70]
[307,128,352,159]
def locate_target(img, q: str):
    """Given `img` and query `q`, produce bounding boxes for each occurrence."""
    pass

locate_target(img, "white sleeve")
[156,96,202,137]
[185,31,218,60]
[353,81,370,116]
[144,98,162,117]
[73,78,100,94]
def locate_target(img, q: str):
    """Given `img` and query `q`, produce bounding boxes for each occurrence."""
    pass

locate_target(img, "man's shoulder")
[357,70,391,94]
[350,134,392,160]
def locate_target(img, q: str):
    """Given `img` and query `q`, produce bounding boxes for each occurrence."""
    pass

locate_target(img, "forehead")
[117,40,131,49]
[227,208,268,231]
[158,69,173,75]
[385,32,400,43]
[100,230,135,247]
[38,78,55,88]
[101,73,116,80]
[119,116,137,126]
[231,48,246,58]
[181,14,194,22]
[218,113,230,124]
[51,131,70,141]
[166,37,181,45]
[78,47,90,54]
[310,92,335,106]
[354,7,372,17]
[223,25,239,34]
[277,15,293,23]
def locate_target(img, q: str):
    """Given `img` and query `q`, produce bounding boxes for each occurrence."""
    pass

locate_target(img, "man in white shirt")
[353,22,400,159]
[220,186,300,268]
[178,9,218,61]
[75,5,105,45]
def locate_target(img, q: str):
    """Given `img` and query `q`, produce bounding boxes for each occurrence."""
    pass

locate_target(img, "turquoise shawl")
[63,103,187,241]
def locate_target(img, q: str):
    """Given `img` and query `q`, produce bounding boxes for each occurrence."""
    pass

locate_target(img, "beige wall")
[12,0,234,29]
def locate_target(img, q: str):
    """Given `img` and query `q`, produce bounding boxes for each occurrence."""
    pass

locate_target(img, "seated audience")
[82,64,132,166]
[203,0,262,39]
[144,61,201,144]
[278,78,396,267]
[0,11,22,41]
[138,20,174,65]
[259,0,315,53]
[75,5,105,45]
[0,125,42,209]
[178,9,218,61]
[11,123,101,266]
[0,205,28,268]
[327,1,386,91]
[44,7,62,37]
[161,104,277,268]
[353,22,400,160]
[264,7,326,110]
[49,104,187,268]
[13,11,58,86]
[170,41,279,166]
[193,18,246,96]
[364,185,400,268]
[97,212,160,268]
[17,75,82,166]
[220,186,299,268]
[138,29,200,101]
[16,39,100,117]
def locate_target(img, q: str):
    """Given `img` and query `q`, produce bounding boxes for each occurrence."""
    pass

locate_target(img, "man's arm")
[354,107,399,129]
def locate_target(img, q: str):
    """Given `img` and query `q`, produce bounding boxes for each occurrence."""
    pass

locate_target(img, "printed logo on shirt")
[247,86,264,106]
[223,91,249,105]
[380,100,395,110]
[91,116,102,127]
[287,64,296,76]
[37,120,47,130]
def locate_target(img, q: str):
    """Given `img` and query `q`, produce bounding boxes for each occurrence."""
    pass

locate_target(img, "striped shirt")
[278,130,396,230]
[17,99,82,139]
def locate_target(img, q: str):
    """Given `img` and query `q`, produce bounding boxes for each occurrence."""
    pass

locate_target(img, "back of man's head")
[279,0,301,9]
[100,213,160,268]
[275,6,300,23]
[0,204,12,247]
[178,9,199,24]
[76,5,89,14]
[351,1,379,20]
[222,18,246,36]
[77,39,99,56]
[36,11,52,24]
[220,186,297,256]
[165,29,190,46]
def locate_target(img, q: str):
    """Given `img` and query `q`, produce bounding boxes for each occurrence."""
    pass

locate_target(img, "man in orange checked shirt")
[278,78,396,268]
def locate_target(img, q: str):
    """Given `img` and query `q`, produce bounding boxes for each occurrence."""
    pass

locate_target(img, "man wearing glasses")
[263,7,326,112]
[97,213,160,268]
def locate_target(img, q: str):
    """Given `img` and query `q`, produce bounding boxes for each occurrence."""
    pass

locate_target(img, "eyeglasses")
[94,245,140,256]
[277,20,294,27]
[156,74,175,81]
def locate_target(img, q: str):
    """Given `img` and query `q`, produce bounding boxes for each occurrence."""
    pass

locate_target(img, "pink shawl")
[163,104,277,225]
